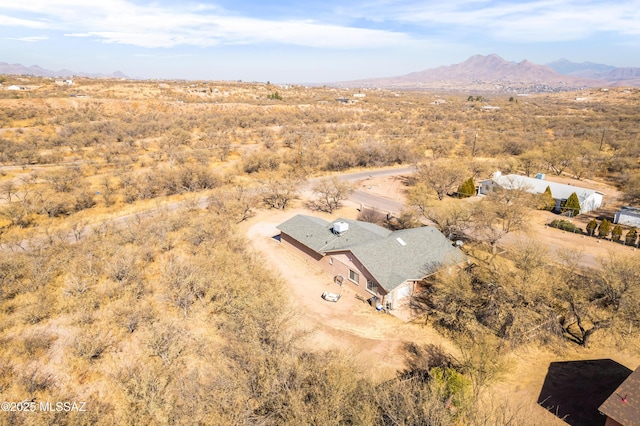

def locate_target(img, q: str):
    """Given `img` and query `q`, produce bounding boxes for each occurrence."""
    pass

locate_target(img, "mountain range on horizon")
[0,62,128,80]
[1,55,639,93]
[333,54,640,93]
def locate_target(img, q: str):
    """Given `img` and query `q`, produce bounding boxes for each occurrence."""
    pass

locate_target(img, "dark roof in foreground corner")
[599,366,640,426]
[276,214,467,292]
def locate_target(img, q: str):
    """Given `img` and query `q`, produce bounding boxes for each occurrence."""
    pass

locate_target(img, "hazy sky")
[1,0,638,83]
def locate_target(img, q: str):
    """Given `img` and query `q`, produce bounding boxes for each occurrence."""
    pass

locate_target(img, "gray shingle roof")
[347,227,466,292]
[276,215,391,253]
[277,214,466,292]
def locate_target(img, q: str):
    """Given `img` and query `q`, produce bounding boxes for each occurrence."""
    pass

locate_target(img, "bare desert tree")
[552,250,635,347]
[0,180,17,202]
[543,142,573,176]
[415,160,468,200]
[311,176,354,213]
[622,172,640,205]
[260,174,303,209]
[471,186,533,264]
[357,207,386,226]
[422,202,473,240]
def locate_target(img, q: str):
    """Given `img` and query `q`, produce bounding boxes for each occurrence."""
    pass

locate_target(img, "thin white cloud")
[0,0,411,49]
[5,35,48,42]
[0,13,49,29]
[2,0,637,52]
[348,0,640,41]
[134,53,194,58]
[64,33,92,38]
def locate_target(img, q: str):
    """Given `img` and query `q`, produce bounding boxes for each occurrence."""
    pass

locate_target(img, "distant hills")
[546,58,640,83]
[2,55,639,92]
[333,54,640,93]
[0,62,128,79]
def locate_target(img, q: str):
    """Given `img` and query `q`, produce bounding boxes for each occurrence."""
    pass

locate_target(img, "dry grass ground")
[1,78,639,423]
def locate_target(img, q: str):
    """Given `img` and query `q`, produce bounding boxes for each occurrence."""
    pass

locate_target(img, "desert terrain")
[0,75,639,425]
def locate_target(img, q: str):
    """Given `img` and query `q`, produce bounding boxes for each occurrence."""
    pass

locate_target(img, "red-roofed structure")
[599,366,640,426]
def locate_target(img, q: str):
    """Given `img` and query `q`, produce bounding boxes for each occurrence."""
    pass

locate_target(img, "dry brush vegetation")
[1,76,639,424]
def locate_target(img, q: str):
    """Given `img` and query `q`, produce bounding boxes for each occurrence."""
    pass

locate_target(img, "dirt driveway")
[243,206,457,379]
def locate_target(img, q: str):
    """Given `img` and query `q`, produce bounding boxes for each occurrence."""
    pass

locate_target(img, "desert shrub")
[357,208,386,226]
[538,186,555,211]
[175,165,221,192]
[385,209,422,230]
[611,225,623,242]
[20,365,57,393]
[324,149,358,171]
[457,177,476,198]
[73,190,97,211]
[598,218,612,238]
[548,219,583,234]
[561,192,581,217]
[72,330,112,360]
[243,151,281,173]
[21,330,55,357]
[625,227,638,246]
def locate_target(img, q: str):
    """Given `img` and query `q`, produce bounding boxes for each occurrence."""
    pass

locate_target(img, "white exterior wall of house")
[392,281,412,300]
[580,193,603,215]
[477,179,495,195]
[384,281,413,311]
[614,209,640,227]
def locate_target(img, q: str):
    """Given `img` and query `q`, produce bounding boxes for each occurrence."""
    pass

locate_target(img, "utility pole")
[297,134,302,170]
[472,131,478,157]
[599,128,606,151]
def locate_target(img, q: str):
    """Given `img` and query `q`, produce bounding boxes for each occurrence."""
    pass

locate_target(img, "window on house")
[349,269,359,284]
[366,280,377,293]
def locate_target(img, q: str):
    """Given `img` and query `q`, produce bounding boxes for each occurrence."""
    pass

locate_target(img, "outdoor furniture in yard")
[321,291,342,302]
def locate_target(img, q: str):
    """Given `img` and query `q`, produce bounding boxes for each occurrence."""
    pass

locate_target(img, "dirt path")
[242,206,457,379]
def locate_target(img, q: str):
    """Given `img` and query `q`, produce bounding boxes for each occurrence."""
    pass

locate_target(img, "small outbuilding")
[614,206,640,228]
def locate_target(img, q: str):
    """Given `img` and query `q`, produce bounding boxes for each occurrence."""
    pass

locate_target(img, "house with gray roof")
[276,214,466,308]
[478,171,604,215]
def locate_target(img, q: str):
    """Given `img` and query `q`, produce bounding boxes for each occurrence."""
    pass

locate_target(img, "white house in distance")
[478,171,604,215]
[614,206,640,227]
